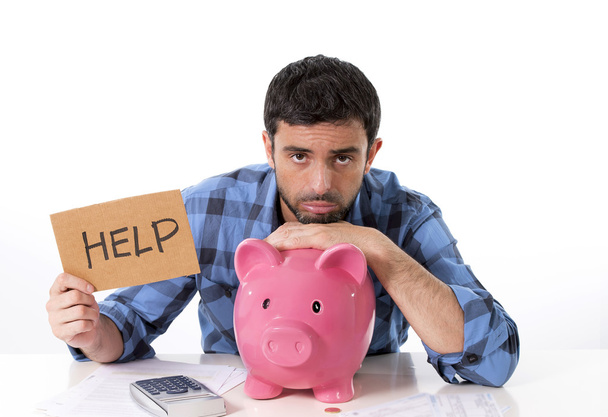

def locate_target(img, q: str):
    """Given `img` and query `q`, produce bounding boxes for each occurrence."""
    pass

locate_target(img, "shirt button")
[467,354,479,364]
[225,289,232,298]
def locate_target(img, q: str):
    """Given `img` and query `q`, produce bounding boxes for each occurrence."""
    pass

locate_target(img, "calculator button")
[167,388,188,394]
[136,376,205,396]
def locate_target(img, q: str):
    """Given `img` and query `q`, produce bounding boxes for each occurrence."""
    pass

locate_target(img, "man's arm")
[265,221,464,354]
[266,220,519,387]
[48,272,199,363]
[47,273,124,363]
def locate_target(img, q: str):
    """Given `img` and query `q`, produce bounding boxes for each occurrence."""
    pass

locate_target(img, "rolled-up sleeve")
[424,285,519,386]
[406,204,520,386]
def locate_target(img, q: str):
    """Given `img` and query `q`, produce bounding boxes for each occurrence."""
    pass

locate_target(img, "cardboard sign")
[50,190,200,291]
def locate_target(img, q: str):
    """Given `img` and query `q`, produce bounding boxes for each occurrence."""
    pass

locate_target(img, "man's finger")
[50,272,95,296]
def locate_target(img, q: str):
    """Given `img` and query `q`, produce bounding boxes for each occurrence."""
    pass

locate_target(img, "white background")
[0,1,605,356]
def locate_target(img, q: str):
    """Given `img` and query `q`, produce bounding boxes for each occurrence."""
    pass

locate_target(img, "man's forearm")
[79,315,124,363]
[364,228,465,354]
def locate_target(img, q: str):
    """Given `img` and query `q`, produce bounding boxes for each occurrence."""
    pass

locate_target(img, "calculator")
[129,375,226,417]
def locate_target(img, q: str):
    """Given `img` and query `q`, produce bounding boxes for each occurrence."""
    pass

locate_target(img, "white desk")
[2,350,604,416]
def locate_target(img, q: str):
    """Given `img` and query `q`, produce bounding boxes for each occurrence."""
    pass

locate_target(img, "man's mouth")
[300,202,338,215]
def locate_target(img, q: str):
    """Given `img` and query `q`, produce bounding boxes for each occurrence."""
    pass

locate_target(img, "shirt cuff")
[99,301,156,363]
[422,284,498,384]
[67,345,89,362]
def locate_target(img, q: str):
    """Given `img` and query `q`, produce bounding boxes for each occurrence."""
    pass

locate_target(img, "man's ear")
[262,131,275,169]
[364,138,383,174]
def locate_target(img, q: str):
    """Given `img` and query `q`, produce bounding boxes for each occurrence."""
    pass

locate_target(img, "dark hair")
[263,55,381,150]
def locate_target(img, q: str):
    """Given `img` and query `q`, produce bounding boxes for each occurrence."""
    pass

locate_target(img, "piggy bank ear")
[315,243,368,286]
[235,238,283,283]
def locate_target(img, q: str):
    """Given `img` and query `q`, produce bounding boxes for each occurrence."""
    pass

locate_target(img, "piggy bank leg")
[244,374,283,400]
[312,378,354,403]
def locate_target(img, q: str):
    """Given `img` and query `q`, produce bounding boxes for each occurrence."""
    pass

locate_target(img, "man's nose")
[311,164,332,195]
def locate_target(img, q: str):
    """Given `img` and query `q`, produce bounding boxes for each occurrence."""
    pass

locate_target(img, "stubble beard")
[275,177,361,225]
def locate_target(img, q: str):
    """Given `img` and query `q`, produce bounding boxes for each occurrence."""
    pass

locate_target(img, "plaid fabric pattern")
[70,164,519,386]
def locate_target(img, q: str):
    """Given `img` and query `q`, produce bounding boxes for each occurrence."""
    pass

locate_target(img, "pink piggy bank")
[233,238,376,403]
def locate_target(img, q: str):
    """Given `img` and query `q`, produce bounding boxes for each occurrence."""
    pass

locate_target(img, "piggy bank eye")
[262,298,271,309]
[312,300,322,314]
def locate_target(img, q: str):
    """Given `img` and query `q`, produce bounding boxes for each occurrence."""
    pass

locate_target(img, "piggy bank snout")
[261,322,316,368]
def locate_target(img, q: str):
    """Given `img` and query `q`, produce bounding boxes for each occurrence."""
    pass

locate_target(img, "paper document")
[37,358,246,417]
[340,392,503,417]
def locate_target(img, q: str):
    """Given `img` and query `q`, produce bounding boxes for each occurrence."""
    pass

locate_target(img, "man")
[47,55,519,387]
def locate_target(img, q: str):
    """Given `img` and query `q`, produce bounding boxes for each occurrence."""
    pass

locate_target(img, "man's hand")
[264,221,395,276]
[47,273,99,348]
[46,273,123,362]
[265,221,379,253]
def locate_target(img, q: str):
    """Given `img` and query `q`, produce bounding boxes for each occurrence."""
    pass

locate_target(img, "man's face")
[263,120,382,224]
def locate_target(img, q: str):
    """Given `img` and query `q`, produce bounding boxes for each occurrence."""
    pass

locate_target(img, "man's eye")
[336,155,352,165]
[291,154,307,163]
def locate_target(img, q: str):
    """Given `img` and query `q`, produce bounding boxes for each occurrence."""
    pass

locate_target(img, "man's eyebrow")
[280,145,362,154]
[281,145,312,153]
[330,146,361,155]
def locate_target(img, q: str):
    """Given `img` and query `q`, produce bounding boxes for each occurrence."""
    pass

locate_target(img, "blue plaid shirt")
[70,164,519,386]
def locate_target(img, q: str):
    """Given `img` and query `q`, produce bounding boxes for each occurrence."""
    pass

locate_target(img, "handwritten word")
[82,218,179,269]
